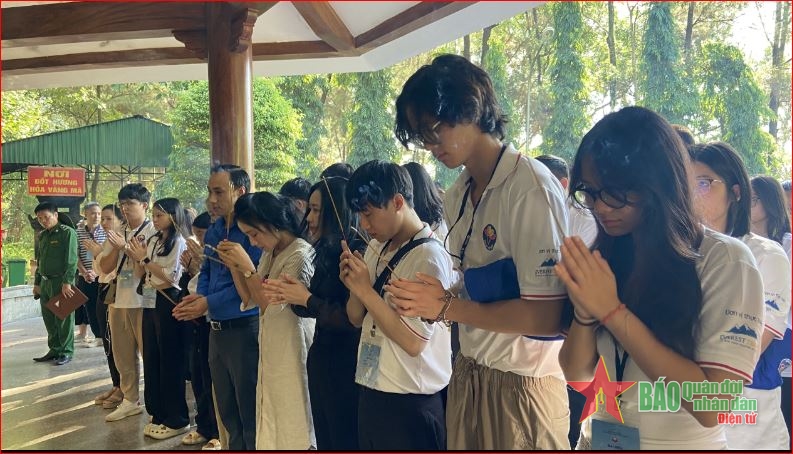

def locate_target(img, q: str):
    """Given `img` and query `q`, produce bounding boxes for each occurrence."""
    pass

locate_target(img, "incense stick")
[322,177,348,242]
[155,287,200,325]
[349,226,403,280]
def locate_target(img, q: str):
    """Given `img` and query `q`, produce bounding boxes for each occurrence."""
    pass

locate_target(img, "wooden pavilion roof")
[2,1,541,90]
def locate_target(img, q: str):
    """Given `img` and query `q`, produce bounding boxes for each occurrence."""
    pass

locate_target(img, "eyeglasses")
[572,185,633,210]
[750,197,760,207]
[413,121,442,149]
[694,178,723,194]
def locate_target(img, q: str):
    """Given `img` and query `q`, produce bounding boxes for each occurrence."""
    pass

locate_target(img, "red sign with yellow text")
[28,166,86,196]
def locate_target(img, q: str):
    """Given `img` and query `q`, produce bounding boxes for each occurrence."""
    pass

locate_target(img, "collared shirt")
[35,223,78,286]
[197,215,262,321]
[443,144,569,377]
[76,220,106,270]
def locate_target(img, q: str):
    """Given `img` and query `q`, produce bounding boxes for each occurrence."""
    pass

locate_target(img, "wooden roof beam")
[291,2,355,53]
[1,2,206,47]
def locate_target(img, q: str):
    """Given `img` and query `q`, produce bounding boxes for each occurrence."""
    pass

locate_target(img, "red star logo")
[568,356,636,423]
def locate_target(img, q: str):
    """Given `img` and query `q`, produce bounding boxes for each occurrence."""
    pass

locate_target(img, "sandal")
[101,389,124,409]
[202,439,222,450]
[149,424,189,440]
[182,431,208,445]
[94,387,116,405]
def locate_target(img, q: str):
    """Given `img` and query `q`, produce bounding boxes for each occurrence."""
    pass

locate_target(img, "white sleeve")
[757,250,791,339]
[695,250,764,383]
[152,237,185,284]
[386,243,457,341]
[510,184,569,301]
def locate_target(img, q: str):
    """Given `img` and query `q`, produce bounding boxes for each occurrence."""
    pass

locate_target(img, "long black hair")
[151,198,191,257]
[305,177,363,275]
[403,162,444,227]
[234,192,303,239]
[569,106,704,360]
[751,175,791,246]
[689,142,752,238]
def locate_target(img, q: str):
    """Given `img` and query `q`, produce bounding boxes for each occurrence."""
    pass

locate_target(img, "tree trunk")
[768,1,789,144]
[480,25,494,64]
[607,1,617,109]
[463,34,471,61]
[90,86,102,202]
[683,2,695,68]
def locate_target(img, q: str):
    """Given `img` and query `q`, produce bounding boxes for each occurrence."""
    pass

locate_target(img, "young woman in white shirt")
[127,197,191,439]
[557,107,764,450]
[689,143,791,450]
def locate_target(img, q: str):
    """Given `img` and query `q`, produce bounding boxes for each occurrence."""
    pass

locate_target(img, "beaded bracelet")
[573,308,598,327]
[429,289,455,327]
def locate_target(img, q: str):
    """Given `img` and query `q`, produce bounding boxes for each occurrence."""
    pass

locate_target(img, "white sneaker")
[149,424,190,440]
[105,399,142,422]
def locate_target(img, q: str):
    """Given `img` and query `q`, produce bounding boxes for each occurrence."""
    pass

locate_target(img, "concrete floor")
[1,317,198,450]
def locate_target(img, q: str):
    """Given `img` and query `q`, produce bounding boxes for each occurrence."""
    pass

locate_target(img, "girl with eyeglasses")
[557,107,764,449]
[689,143,791,450]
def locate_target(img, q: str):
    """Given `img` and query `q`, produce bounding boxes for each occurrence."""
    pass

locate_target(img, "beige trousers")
[447,354,571,450]
[108,306,143,403]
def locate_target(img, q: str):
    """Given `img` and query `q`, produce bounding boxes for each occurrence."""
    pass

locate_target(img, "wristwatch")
[140,257,151,266]
[243,269,257,279]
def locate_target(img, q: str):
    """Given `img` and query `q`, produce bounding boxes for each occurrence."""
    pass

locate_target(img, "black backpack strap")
[373,237,436,296]
[115,220,150,278]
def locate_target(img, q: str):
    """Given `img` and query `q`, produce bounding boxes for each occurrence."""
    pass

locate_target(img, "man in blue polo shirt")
[173,164,261,450]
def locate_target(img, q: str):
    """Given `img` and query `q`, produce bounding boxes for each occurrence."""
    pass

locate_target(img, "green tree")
[277,75,330,180]
[482,38,515,141]
[640,2,696,125]
[347,69,399,167]
[698,43,776,174]
[541,1,588,161]
[168,79,302,194]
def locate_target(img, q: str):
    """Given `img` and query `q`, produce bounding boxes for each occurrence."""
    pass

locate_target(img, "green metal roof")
[1,115,172,169]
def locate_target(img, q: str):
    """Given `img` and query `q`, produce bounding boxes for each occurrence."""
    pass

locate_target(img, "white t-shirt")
[568,200,598,247]
[431,219,449,242]
[579,228,764,449]
[144,234,186,289]
[740,233,791,340]
[101,220,158,309]
[783,232,791,262]
[443,145,569,377]
[356,224,455,395]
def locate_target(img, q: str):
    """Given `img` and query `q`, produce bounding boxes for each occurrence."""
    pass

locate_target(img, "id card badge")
[355,332,383,388]
[117,269,135,289]
[590,419,640,450]
[142,283,156,307]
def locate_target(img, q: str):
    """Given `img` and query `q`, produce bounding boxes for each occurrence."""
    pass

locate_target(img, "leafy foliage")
[542,1,588,161]
[347,69,400,168]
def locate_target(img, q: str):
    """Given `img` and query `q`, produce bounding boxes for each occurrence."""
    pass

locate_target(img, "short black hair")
[192,211,212,229]
[395,54,508,148]
[346,160,413,212]
[535,154,570,180]
[210,164,250,193]
[279,177,311,202]
[34,202,58,214]
[319,162,354,180]
[118,183,151,204]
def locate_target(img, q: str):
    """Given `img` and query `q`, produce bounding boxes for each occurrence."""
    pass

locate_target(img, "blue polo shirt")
[197,216,262,321]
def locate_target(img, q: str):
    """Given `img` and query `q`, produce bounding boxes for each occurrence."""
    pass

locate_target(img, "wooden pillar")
[206,3,256,189]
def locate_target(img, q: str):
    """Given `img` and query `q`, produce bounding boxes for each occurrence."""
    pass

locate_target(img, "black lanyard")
[446,144,507,267]
[614,343,630,403]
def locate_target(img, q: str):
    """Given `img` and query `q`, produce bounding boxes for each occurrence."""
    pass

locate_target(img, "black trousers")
[308,333,360,450]
[190,319,219,440]
[142,287,190,429]
[567,385,586,448]
[96,285,120,387]
[76,276,101,337]
[208,316,259,450]
[358,386,446,450]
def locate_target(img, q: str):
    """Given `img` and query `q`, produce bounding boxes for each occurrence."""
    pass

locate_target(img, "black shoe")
[55,355,72,366]
[33,352,57,362]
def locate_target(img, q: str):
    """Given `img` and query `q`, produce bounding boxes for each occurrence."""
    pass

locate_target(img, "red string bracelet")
[600,303,626,325]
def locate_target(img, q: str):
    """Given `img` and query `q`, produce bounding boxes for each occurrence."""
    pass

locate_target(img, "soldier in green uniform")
[32,202,78,366]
